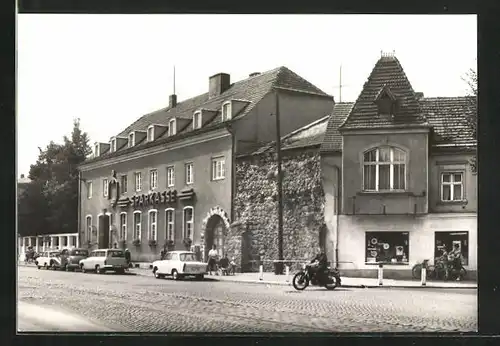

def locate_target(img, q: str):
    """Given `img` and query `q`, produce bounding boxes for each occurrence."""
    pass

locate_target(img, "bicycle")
[411,259,435,280]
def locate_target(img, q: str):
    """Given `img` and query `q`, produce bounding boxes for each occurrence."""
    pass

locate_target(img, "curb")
[18,264,477,289]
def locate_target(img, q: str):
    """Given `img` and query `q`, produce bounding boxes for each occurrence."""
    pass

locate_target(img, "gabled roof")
[84,66,331,165]
[423,96,477,148]
[340,55,428,130]
[117,66,329,139]
[320,102,354,152]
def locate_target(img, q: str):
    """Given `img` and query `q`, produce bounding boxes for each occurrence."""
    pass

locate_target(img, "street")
[17,266,477,333]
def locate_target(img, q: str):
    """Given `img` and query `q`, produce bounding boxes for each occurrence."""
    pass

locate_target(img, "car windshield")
[71,250,88,256]
[107,250,124,258]
[180,253,196,262]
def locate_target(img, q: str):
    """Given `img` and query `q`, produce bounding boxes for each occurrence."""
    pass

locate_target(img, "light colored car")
[152,251,208,280]
[79,249,128,274]
[35,250,62,270]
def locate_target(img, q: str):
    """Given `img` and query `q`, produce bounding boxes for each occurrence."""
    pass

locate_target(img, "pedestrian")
[124,248,131,268]
[449,243,463,281]
[219,254,230,276]
[160,249,166,260]
[208,245,218,275]
[113,243,118,249]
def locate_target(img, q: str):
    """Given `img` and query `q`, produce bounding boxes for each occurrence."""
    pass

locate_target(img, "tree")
[18,119,92,237]
[462,68,477,173]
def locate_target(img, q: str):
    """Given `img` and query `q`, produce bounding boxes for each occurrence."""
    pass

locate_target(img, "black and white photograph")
[16,14,477,333]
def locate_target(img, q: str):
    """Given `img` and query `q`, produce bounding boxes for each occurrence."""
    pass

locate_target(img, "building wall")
[342,131,429,215]
[230,150,325,271]
[336,213,477,279]
[429,153,477,213]
[80,134,233,262]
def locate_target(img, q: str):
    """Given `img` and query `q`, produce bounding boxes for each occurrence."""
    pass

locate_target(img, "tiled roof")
[340,56,428,130]
[116,66,330,139]
[422,96,477,147]
[320,102,354,152]
[250,115,331,155]
[83,66,331,165]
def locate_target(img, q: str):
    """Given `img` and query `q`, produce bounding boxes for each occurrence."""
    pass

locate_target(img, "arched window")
[148,209,158,241]
[165,208,175,241]
[133,211,142,241]
[363,146,406,191]
[183,207,194,240]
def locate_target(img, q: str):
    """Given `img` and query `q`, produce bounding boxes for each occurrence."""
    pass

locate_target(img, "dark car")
[61,248,89,271]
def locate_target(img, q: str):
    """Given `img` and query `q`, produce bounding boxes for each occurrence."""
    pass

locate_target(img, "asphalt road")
[17,266,477,333]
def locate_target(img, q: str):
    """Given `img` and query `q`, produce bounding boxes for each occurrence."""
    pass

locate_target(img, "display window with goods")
[434,231,469,266]
[365,232,409,264]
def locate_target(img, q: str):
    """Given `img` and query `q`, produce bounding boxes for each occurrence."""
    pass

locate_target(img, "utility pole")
[275,89,284,274]
[339,65,342,103]
[173,65,176,94]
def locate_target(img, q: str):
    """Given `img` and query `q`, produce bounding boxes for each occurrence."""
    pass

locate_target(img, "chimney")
[249,72,261,77]
[169,94,177,108]
[209,73,231,99]
[415,92,424,100]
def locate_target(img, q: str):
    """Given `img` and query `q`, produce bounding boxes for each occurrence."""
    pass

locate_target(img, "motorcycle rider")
[309,247,328,281]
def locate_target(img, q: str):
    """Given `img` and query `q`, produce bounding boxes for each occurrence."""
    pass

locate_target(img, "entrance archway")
[98,214,110,249]
[200,206,231,261]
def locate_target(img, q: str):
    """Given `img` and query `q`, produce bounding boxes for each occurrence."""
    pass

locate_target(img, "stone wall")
[229,150,325,272]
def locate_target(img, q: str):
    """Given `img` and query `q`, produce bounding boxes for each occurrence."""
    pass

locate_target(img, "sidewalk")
[127,264,477,289]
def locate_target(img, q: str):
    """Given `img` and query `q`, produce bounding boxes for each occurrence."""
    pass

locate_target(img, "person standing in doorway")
[449,243,463,281]
[208,245,218,275]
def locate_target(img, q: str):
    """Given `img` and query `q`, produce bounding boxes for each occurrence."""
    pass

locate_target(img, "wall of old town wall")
[229,149,326,272]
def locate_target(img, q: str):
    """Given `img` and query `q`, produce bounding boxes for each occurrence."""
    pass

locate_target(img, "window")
[435,231,469,266]
[135,172,142,192]
[120,175,128,194]
[222,102,231,121]
[363,146,406,191]
[168,119,176,136]
[185,163,193,185]
[94,144,100,156]
[86,215,92,241]
[150,169,158,190]
[167,166,175,187]
[107,250,124,258]
[148,210,157,241]
[164,253,172,260]
[166,208,175,241]
[133,211,142,241]
[441,172,464,201]
[110,139,116,153]
[183,207,194,240]
[171,253,179,261]
[147,126,154,142]
[128,133,135,147]
[180,253,196,262]
[119,213,127,240]
[103,178,109,197]
[212,157,226,180]
[86,181,93,199]
[365,232,409,264]
[193,112,202,129]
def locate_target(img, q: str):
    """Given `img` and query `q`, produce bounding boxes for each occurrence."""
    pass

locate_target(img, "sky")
[17,14,477,177]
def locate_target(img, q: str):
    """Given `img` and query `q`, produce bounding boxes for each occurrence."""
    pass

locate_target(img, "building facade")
[321,54,477,279]
[78,67,333,262]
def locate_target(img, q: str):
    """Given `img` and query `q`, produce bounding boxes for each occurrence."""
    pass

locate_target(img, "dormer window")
[110,138,116,153]
[375,85,398,115]
[94,143,100,157]
[147,126,154,142]
[128,133,135,147]
[222,102,232,121]
[168,118,176,136]
[193,111,202,130]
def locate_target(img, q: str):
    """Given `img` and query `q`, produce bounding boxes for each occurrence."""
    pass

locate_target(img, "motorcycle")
[292,262,342,291]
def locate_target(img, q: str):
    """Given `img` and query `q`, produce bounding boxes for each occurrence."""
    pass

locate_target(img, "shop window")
[365,232,409,264]
[434,231,469,266]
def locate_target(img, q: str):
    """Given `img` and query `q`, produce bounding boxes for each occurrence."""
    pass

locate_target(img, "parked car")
[79,249,128,274]
[152,251,208,280]
[35,250,62,270]
[63,248,89,271]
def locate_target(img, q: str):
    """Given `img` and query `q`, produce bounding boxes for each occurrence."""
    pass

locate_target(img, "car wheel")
[154,267,165,279]
[64,264,70,272]
[95,265,102,274]
[44,263,48,270]
[80,264,86,273]
[195,274,204,281]
[115,268,125,275]
[172,269,179,280]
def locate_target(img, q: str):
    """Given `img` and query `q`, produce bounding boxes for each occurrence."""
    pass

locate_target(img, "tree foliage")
[18,119,92,237]
[462,67,477,173]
